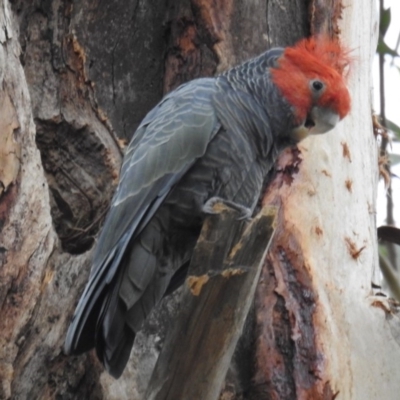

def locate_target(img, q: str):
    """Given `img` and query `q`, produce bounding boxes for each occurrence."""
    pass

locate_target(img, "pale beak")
[290,106,341,142]
[306,106,340,135]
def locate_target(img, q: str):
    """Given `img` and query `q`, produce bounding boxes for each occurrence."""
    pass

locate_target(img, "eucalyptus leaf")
[380,7,391,38]
[377,37,399,57]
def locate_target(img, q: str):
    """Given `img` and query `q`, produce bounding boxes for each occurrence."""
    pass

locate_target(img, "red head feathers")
[271,36,351,123]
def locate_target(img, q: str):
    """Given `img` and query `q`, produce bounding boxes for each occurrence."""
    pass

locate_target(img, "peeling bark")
[0,92,20,198]
[248,2,390,399]
[309,0,345,37]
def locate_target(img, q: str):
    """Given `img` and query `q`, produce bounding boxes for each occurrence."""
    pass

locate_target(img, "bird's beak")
[290,106,341,142]
[306,106,340,135]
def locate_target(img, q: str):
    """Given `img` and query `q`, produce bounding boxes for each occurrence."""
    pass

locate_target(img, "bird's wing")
[65,79,220,354]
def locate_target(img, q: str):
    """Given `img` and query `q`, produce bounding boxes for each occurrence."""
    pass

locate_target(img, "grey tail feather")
[67,310,97,355]
[65,259,136,378]
[64,286,107,356]
[101,328,135,379]
[64,248,119,356]
[95,268,136,378]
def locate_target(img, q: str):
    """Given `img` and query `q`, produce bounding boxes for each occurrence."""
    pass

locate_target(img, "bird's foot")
[202,197,252,221]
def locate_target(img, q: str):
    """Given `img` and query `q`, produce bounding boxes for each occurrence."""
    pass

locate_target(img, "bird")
[65,36,351,378]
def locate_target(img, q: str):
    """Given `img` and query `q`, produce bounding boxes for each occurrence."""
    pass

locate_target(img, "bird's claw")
[202,197,252,221]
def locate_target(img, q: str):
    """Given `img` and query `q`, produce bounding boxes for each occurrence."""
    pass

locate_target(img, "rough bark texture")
[1,0,121,398]
[0,0,389,399]
[146,205,276,400]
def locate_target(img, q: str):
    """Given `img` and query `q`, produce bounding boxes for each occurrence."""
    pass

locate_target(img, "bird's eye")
[311,80,324,91]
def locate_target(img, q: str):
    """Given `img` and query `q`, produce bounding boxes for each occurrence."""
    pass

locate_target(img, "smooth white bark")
[283,1,400,398]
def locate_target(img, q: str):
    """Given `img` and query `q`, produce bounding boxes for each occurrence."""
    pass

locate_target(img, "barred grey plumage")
[64,40,350,378]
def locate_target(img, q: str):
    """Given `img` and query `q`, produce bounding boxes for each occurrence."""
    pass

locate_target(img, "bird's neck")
[220,54,301,151]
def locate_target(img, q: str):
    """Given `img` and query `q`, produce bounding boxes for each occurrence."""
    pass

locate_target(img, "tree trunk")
[0,0,394,399]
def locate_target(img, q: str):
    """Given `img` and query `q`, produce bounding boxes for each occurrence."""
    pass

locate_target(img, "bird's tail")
[95,268,135,378]
[65,259,136,378]
[64,244,137,379]
[65,215,175,378]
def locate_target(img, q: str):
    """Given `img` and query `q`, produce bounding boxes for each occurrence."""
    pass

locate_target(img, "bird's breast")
[162,127,270,230]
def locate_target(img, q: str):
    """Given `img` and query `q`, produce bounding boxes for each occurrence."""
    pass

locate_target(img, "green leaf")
[377,37,400,57]
[386,119,400,140]
[380,7,391,38]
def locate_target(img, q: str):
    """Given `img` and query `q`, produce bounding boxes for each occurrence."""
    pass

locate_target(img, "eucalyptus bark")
[0,0,394,399]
